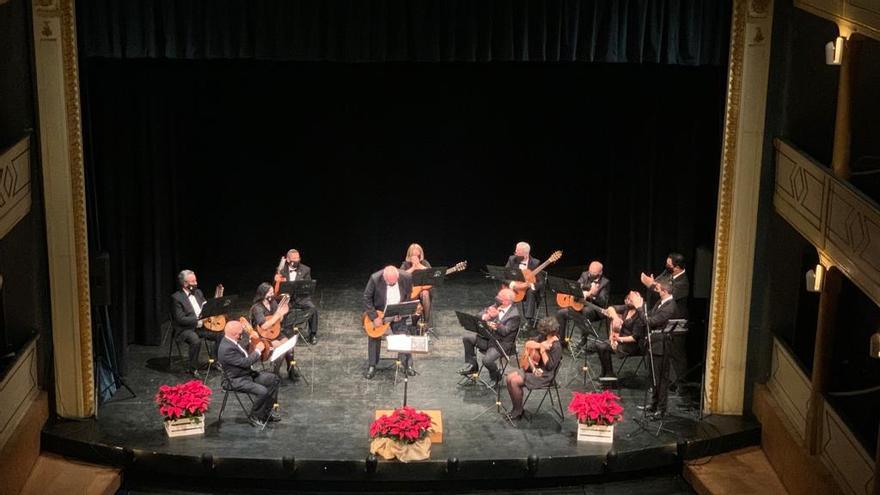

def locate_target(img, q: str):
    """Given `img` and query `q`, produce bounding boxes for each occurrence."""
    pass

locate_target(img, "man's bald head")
[224,320,244,339]
[588,261,603,277]
[383,266,400,285]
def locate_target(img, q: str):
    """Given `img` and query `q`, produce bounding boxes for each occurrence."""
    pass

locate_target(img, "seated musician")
[400,243,432,328]
[593,291,646,379]
[457,288,521,387]
[555,260,610,349]
[274,249,319,345]
[218,320,281,426]
[249,283,293,379]
[363,266,415,380]
[504,242,544,330]
[170,269,222,376]
[505,317,563,421]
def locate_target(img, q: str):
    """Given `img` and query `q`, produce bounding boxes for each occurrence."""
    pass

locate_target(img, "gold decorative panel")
[0,137,32,240]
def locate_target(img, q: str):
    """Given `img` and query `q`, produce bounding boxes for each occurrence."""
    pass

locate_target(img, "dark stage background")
[83,60,725,368]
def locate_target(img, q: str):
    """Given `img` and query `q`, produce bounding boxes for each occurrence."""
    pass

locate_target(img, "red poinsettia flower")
[369,407,433,444]
[566,391,624,426]
[156,380,213,421]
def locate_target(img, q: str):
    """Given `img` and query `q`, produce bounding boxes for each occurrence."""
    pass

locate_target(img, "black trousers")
[367,321,412,368]
[667,333,688,383]
[594,341,641,376]
[520,289,541,320]
[648,334,672,411]
[232,372,280,420]
[555,307,604,341]
[462,333,510,381]
[286,298,319,337]
[178,327,223,371]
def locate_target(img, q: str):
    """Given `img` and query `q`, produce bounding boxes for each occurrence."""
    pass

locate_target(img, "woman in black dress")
[400,243,433,327]
[505,317,563,420]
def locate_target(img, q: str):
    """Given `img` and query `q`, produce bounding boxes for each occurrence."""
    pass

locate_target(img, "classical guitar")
[256,294,290,340]
[506,250,563,302]
[240,317,272,361]
[272,257,286,294]
[203,284,227,332]
[410,261,468,298]
[362,310,389,339]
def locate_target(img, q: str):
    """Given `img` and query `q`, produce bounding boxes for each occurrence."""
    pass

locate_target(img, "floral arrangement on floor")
[155,379,212,421]
[567,390,624,426]
[369,406,433,462]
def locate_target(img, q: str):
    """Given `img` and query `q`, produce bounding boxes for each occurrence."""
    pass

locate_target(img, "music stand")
[485,265,525,283]
[386,334,430,407]
[278,280,316,298]
[199,295,238,381]
[455,311,514,425]
[629,316,682,438]
[410,268,445,339]
[379,300,420,381]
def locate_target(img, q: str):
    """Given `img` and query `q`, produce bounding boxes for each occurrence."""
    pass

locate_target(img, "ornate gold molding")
[706,0,747,411]
[59,0,94,416]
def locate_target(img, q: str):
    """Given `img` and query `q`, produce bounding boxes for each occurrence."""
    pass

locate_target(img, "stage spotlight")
[805,264,825,292]
[825,36,844,65]
[870,332,880,359]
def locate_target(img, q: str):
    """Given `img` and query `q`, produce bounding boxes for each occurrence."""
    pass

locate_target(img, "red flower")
[566,391,624,426]
[156,380,213,421]
[369,407,433,444]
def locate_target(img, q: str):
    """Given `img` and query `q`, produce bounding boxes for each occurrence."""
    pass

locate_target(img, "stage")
[42,274,758,491]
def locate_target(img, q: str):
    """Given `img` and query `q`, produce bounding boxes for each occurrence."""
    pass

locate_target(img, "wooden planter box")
[577,423,614,443]
[164,415,205,437]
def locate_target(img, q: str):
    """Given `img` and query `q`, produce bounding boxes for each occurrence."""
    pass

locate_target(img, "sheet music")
[269,334,298,362]
[386,335,430,353]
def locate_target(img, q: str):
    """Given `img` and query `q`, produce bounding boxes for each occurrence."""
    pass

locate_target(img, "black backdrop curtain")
[79,0,729,65]
[81,59,725,372]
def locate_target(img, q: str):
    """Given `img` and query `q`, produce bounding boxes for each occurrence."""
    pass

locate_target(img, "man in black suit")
[363,266,415,379]
[457,288,522,386]
[640,252,690,386]
[593,291,644,379]
[170,269,222,375]
[274,249,319,345]
[504,242,544,328]
[630,281,679,418]
[555,260,610,348]
[217,320,280,426]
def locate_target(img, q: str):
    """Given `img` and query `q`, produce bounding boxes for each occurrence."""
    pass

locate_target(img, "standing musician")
[504,242,544,329]
[555,260,610,348]
[400,243,433,328]
[457,288,521,387]
[629,281,678,418]
[274,249,319,344]
[505,317,563,421]
[217,320,281,426]
[363,266,415,380]
[640,252,690,386]
[592,291,646,379]
[170,269,222,376]
[249,283,292,379]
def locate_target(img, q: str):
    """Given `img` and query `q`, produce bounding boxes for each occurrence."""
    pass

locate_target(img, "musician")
[630,281,679,418]
[457,288,521,386]
[170,269,222,375]
[274,249,319,345]
[640,252,690,386]
[217,320,281,426]
[505,317,563,421]
[593,291,646,379]
[504,242,544,329]
[363,266,415,380]
[400,243,432,328]
[555,261,610,348]
[249,283,292,379]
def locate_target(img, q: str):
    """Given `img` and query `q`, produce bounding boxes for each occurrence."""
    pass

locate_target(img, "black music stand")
[199,295,238,381]
[455,311,514,426]
[485,265,525,283]
[278,280,317,369]
[411,268,446,339]
[629,316,683,438]
[380,300,421,381]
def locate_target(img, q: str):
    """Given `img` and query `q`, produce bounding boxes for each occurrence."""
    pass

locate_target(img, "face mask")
[514,256,524,263]
[188,284,198,292]
[495,297,504,306]
[290,261,300,269]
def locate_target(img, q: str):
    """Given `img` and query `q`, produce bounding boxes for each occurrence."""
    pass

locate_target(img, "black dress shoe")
[248,416,266,428]
[309,335,318,345]
[405,367,417,377]
[268,412,282,422]
[457,364,476,375]
[507,409,524,421]
[364,366,376,379]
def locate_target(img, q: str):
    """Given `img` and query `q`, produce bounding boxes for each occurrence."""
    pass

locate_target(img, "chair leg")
[218,390,230,421]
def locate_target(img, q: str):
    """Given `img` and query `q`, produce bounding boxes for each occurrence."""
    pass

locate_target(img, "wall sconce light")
[825,36,844,65]
[871,332,880,359]
[806,264,825,292]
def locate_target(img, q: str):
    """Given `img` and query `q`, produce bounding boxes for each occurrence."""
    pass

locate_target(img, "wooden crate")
[164,415,206,438]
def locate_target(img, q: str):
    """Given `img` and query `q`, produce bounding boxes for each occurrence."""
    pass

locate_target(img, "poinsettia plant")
[369,406,433,444]
[155,380,212,421]
[567,391,624,426]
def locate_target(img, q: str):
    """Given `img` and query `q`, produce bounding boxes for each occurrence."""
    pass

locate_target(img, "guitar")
[518,336,559,372]
[410,261,468,298]
[256,294,290,340]
[506,250,563,302]
[273,257,287,294]
[203,284,227,332]
[556,288,608,313]
[362,310,389,339]
[240,317,272,361]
